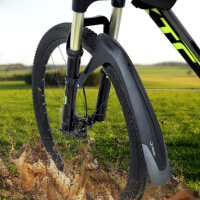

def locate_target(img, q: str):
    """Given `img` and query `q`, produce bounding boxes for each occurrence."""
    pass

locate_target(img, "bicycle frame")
[61,0,200,133]
[145,8,200,77]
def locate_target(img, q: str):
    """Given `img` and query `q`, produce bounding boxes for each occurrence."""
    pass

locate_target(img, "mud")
[0,138,199,200]
[10,139,48,165]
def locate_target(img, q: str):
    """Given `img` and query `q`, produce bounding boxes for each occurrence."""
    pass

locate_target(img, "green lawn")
[148,90,200,191]
[136,65,200,89]
[0,81,199,192]
[0,69,32,77]
[136,65,196,77]
[0,83,38,152]
[1,65,200,88]
[0,81,31,90]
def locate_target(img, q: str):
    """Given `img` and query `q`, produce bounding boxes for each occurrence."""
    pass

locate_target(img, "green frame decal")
[64,96,67,104]
[146,8,200,70]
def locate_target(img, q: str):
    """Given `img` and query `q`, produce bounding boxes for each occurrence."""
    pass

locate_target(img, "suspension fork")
[60,6,123,132]
[60,12,84,133]
[94,7,123,122]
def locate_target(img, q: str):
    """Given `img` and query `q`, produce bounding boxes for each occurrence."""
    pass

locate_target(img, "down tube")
[146,8,200,77]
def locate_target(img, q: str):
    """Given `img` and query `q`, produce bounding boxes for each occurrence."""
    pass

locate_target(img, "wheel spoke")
[45,96,63,105]
[76,88,87,113]
[50,54,64,98]
[45,81,63,105]
[90,90,116,119]
[58,45,67,65]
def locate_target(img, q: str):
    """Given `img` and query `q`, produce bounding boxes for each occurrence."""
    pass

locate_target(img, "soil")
[0,138,199,200]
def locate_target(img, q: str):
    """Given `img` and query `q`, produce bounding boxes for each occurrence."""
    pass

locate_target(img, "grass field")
[0,79,200,193]
[0,65,200,193]
[136,65,196,77]
[0,81,32,90]
[0,69,32,78]
[136,65,200,89]
[1,65,200,88]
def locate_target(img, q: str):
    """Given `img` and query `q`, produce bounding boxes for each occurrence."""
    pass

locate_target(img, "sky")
[0,0,200,66]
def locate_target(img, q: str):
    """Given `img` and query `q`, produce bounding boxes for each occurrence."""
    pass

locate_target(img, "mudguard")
[78,33,171,186]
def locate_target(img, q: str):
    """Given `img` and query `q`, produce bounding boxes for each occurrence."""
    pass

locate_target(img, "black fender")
[78,33,171,186]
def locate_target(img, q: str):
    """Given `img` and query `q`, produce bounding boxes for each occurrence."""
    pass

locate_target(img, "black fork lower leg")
[60,50,83,133]
[94,66,111,122]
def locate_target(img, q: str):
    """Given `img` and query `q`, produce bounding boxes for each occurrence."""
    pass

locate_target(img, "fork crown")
[72,0,126,13]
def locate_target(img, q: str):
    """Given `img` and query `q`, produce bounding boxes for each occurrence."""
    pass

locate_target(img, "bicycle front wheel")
[32,23,148,199]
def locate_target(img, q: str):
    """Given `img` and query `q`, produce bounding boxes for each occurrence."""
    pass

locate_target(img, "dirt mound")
[0,138,199,200]
[10,139,48,165]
